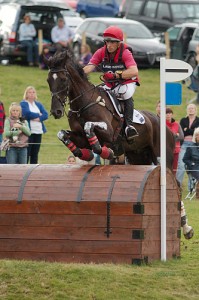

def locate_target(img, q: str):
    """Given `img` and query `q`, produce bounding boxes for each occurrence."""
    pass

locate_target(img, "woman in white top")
[176,103,199,186]
[20,86,48,164]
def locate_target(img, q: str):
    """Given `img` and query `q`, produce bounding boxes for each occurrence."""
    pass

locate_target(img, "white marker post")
[160,58,193,261]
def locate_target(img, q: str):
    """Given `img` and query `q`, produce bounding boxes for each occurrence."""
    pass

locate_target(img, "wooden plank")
[0,225,180,241]
[0,214,180,228]
[0,200,179,215]
[0,252,140,264]
[0,239,142,254]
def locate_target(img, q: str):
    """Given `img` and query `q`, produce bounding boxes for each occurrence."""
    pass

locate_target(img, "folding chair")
[185,172,197,200]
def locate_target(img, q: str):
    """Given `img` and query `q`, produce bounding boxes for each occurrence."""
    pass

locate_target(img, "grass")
[0,198,199,300]
[0,65,195,163]
[0,64,199,299]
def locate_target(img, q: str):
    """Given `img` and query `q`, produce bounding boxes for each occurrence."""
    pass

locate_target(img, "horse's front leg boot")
[87,134,102,154]
[80,149,94,161]
[100,146,114,160]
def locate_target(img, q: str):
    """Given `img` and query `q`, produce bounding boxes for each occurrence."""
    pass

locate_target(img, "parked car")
[0,2,82,64]
[76,0,123,18]
[163,22,199,68]
[64,0,77,9]
[72,17,166,68]
[121,0,199,34]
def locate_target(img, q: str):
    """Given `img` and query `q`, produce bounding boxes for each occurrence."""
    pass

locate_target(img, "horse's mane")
[48,50,88,80]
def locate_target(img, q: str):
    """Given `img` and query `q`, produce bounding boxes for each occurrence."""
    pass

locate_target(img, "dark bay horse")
[45,50,194,239]
[45,50,175,168]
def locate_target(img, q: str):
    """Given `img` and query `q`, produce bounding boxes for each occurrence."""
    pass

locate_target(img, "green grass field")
[0,65,199,299]
[0,65,195,163]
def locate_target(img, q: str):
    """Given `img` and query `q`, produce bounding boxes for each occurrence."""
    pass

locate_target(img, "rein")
[49,65,120,122]
[49,66,108,117]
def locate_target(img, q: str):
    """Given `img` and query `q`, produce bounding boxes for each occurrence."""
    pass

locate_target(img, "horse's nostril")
[57,110,62,116]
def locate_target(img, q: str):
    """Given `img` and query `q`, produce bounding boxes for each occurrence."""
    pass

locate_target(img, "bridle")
[49,68,70,107]
[48,66,108,118]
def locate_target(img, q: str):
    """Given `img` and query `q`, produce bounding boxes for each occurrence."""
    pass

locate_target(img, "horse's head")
[45,51,71,119]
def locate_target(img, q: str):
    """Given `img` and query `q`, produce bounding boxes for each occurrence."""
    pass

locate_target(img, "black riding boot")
[124,98,139,140]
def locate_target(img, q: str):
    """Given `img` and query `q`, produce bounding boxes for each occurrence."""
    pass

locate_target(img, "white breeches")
[104,82,137,100]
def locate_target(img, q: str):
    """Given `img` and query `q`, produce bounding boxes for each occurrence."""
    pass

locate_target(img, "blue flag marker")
[166,82,182,105]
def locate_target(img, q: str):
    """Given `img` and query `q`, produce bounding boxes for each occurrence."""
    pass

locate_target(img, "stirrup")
[125,126,139,140]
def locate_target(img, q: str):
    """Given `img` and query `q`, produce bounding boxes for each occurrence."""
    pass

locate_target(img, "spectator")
[156,100,160,117]
[79,44,92,66]
[51,18,74,52]
[0,100,6,147]
[94,153,101,165]
[183,127,199,180]
[39,46,52,70]
[176,103,199,186]
[4,102,31,164]
[18,14,39,66]
[20,86,48,164]
[67,155,76,164]
[166,107,184,175]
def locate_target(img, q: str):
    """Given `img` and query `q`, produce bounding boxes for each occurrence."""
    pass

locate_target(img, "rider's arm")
[83,64,96,74]
[118,49,138,79]
[83,48,103,74]
[115,66,138,80]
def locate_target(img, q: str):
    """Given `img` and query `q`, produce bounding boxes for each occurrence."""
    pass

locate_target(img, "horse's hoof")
[57,130,70,142]
[57,130,65,141]
[108,148,114,160]
[184,226,194,239]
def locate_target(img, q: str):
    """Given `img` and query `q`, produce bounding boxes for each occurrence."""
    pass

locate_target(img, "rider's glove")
[103,72,116,81]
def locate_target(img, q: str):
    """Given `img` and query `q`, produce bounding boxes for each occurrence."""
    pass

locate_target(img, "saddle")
[106,90,145,124]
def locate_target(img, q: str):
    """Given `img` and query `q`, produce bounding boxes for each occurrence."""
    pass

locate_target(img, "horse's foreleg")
[181,200,194,239]
[84,122,114,160]
[57,130,94,161]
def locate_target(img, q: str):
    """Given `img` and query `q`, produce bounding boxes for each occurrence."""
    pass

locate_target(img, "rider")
[83,26,139,140]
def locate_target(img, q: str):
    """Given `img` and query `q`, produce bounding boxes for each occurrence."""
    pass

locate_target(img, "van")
[0,2,81,64]
[76,0,122,18]
[122,0,199,34]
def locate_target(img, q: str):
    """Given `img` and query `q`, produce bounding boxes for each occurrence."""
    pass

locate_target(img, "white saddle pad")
[107,91,145,124]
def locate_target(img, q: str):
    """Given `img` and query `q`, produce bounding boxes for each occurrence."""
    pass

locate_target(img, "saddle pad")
[107,91,145,124]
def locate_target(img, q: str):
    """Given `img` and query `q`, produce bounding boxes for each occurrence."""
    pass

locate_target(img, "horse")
[44,50,174,168]
[44,50,193,239]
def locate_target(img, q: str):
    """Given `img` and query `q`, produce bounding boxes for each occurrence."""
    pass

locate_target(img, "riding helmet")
[103,26,123,42]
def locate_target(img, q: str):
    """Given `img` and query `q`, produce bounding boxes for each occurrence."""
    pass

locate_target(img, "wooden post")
[82,32,86,46]
[196,45,199,64]
[38,29,43,55]
[164,32,170,59]
[123,32,127,43]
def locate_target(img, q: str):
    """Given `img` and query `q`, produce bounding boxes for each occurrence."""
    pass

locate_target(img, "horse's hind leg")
[84,121,114,160]
[57,130,94,161]
[181,200,194,239]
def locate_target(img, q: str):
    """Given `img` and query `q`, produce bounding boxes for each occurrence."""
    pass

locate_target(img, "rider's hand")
[103,72,116,81]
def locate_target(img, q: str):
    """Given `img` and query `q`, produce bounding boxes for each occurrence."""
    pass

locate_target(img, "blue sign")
[166,82,182,105]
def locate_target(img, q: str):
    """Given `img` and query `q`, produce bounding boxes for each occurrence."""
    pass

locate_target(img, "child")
[4,102,31,164]
[39,46,52,70]
[67,155,76,164]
